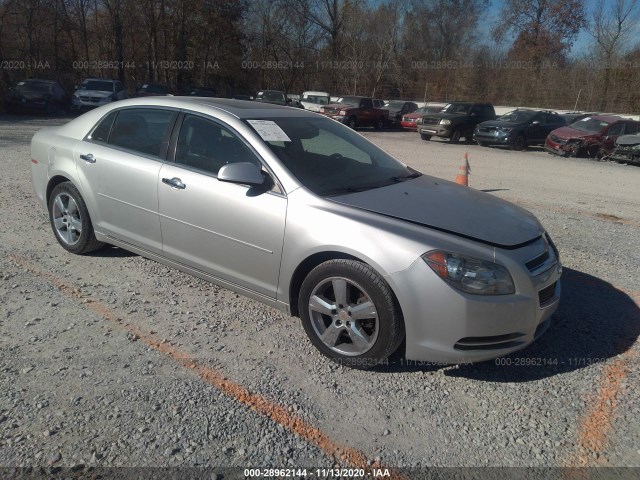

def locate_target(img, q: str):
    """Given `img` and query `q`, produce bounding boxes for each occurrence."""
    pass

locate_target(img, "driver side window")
[175,115,260,175]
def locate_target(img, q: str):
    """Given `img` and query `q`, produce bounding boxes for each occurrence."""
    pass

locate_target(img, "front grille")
[403,117,416,122]
[454,332,526,351]
[90,96,102,102]
[538,282,558,307]
[525,251,550,272]
[421,117,439,125]
[478,127,497,134]
[322,107,340,115]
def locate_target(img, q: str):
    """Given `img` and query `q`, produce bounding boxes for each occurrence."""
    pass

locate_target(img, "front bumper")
[387,238,562,364]
[473,132,511,145]
[72,96,113,109]
[417,124,452,138]
[401,120,418,130]
[610,150,640,165]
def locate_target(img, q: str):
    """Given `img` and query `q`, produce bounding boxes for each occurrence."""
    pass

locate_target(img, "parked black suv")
[473,109,566,151]
[417,102,495,143]
[4,79,68,114]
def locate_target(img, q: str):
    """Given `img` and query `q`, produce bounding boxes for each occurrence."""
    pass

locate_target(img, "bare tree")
[590,0,639,110]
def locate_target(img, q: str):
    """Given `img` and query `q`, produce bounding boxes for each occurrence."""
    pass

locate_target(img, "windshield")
[258,91,285,102]
[141,84,168,94]
[80,80,114,92]
[386,101,405,110]
[15,82,52,94]
[441,103,471,114]
[416,106,440,114]
[336,97,361,106]
[498,110,536,123]
[571,117,611,133]
[245,117,418,196]
[302,94,330,105]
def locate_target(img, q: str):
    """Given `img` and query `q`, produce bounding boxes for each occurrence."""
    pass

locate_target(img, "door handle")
[80,153,96,163]
[162,177,186,189]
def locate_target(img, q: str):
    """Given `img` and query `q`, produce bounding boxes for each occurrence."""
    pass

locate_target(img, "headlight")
[439,119,451,125]
[339,110,347,115]
[422,250,515,295]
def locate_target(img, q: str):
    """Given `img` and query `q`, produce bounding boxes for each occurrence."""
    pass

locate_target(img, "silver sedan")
[30,97,561,368]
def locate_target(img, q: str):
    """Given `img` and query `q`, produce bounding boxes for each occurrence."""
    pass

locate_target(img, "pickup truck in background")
[417,102,496,143]
[320,96,389,130]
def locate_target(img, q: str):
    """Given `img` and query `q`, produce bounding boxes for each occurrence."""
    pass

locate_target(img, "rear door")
[157,113,287,297]
[75,107,177,253]
[602,122,625,152]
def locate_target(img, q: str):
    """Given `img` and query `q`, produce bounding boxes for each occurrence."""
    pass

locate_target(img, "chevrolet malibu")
[30,97,561,368]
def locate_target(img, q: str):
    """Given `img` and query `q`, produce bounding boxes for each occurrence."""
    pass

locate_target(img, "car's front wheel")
[48,182,104,254]
[420,133,431,141]
[510,134,526,151]
[299,259,404,369]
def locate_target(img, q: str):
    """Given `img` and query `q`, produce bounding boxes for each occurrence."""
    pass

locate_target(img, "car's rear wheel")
[420,133,431,141]
[49,182,104,254]
[450,129,461,143]
[299,259,404,369]
[347,116,357,130]
[510,134,526,151]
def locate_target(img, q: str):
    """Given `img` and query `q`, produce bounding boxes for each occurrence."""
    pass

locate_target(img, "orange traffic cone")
[455,153,471,186]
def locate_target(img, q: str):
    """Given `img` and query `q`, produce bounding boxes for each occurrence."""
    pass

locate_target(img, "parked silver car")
[72,78,127,110]
[30,97,561,368]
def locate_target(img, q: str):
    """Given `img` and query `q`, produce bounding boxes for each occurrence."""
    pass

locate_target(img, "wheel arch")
[288,251,406,331]
[46,175,73,204]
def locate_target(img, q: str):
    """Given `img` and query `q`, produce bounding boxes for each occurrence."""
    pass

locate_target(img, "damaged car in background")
[545,115,640,159]
[611,133,640,165]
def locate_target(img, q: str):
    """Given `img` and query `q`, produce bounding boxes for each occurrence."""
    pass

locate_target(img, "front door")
[158,114,287,297]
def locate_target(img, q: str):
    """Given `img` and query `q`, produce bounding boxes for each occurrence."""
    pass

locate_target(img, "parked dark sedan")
[188,86,218,97]
[255,90,287,105]
[4,79,68,114]
[545,115,640,159]
[473,109,566,150]
[385,101,418,126]
[136,83,172,97]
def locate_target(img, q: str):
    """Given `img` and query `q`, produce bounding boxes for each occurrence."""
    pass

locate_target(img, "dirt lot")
[0,117,639,475]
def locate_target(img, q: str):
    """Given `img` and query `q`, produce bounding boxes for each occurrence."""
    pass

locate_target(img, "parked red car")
[400,106,444,130]
[545,115,640,159]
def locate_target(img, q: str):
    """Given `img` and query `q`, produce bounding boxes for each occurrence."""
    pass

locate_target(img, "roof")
[99,96,318,119]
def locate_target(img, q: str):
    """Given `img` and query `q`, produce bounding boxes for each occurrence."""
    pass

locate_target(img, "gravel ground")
[0,116,638,473]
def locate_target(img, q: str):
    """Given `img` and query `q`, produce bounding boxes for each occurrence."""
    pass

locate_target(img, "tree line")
[0,0,639,112]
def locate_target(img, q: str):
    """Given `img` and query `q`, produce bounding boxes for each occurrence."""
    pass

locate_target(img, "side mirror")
[217,162,264,186]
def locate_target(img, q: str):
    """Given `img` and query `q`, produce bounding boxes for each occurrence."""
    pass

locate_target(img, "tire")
[477,141,488,147]
[510,134,525,151]
[299,259,404,369]
[450,129,461,143]
[374,117,385,130]
[48,182,104,254]
[347,116,357,130]
[595,149,607,161]
[420,133,431,141]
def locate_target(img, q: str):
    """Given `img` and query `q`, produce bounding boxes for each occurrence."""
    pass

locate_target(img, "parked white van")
[300,91,331,112]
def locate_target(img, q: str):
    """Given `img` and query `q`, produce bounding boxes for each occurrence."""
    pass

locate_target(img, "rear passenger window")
[607,123,624,136]
[88,111,117,143]
[175,114,261,175]
[625,123,639,134]
[108,108,176,158]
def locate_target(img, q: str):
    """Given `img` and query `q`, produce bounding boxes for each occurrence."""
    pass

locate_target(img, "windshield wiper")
[390,172,421,182]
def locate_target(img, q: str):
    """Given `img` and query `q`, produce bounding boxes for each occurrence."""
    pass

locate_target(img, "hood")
[616,134,640,146]
[331,175,543,249]
[424,112,466,120]
[324,103,356,110]
[550,125,597,140]
[477,120,520,128]
[77,89,112,98]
